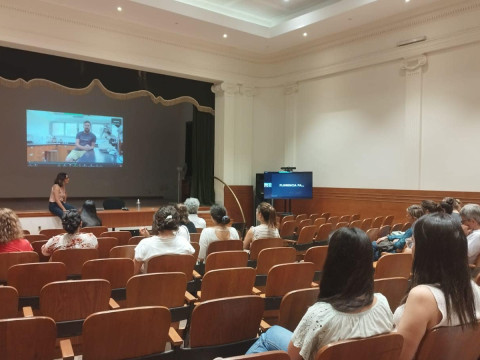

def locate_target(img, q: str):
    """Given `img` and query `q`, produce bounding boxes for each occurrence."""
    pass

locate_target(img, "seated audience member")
[41,209,98,256]
[459,204,480,264]
[395,213,480,360]
[198,204,239,261]
[134,206,195,274]
[176,203,196,234]
[80,200,102,227]
[420,199,442,214]
[373,205,423,260]
[246,227,394,359]
[0,208,33,253]
[442,197,462,223]
[243,202,280,250]
[184,197,206,229]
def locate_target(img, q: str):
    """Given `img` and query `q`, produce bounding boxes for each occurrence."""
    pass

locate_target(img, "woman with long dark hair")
[48,172,75,218]
[80,200,102,227]
[246,227,393,359]
[243,202,279,250]
[395,213,480,360]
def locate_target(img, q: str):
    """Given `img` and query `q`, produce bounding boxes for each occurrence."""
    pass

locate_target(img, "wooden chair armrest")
[168,327,183,347]
[60,339,75,360]
[372,261,377,269]
[284,239,296,244]
[260,319,271,332]
[192,270,202,279]
[311,282,319,288]
[196,291,202,300]
[109,298,120,309]
[185,291,197,303]
[252,287,262,295]
[23,306,33,317]
[259,293,266,298]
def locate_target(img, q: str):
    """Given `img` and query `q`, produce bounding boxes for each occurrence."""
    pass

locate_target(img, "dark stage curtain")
[191,108,215,205]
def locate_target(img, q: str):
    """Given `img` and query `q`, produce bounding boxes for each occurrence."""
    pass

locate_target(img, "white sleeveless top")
[291,293,394,360]
[393,281,480,328]
[251,224,280,240]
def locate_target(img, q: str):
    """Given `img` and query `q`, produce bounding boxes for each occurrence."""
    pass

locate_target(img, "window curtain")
[190,108,215,205]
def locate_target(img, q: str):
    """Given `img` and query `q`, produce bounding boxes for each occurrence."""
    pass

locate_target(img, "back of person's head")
[421,199,442,214]
[318,227,374,312]
[0,208,24,244]
[460,204,480,224]
[62,209,82,234]
[184,198,200,214]
[81,200,101,227]
[407,204,424,219]
[175,203,189,225]
[54,172,68,187]
[443,197,458,211]
[440,201,453,214]
[82,200,98,215]
[257,202,277,228]
[152,206,179,233]
[210,204,230,225]
[411,213,476,327]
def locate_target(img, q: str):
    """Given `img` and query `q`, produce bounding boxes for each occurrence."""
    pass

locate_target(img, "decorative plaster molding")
[239,85,257,97]
[401,55,428,72]
[284,83,299,95]
[211,82,240,95]
[0,77,215,114]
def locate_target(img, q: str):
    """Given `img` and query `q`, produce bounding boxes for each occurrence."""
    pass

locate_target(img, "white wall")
[294,60,406,188]
[421,41,480,191]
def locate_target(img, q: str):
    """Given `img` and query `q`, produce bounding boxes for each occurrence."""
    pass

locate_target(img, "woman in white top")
[246,227,394,360]
[48,172,76,218]
[134,206,195,274]
[198,204,239,261]
[395,213,480,360]
[243,202,280,250]
[42,209,97,256]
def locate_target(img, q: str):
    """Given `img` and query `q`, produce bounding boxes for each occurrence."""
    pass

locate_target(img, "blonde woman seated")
[198,204,239,261]
[41,209,97,256]
[395,213,480,360]
[0,208,33,253]
[134,206,195,274]
[243,202,280,250]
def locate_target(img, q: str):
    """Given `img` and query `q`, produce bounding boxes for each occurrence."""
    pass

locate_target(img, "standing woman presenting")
[48,172,75,218]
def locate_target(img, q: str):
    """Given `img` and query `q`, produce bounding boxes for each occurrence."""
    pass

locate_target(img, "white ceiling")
[42,0,460,56]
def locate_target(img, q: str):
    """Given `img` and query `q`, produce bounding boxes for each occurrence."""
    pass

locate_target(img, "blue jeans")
[49,202,75,219]
[246,326,292,354]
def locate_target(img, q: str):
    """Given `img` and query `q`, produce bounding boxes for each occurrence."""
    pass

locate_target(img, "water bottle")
[136,198,141,211]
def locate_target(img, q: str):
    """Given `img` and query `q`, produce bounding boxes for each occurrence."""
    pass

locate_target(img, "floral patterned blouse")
[41,232,98,256]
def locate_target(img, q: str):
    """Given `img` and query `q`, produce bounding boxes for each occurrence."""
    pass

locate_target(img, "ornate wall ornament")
[0,77,214,114]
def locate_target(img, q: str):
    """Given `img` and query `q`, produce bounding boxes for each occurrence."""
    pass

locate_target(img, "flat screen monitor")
[263,171,313,199]
[26,109,123,167]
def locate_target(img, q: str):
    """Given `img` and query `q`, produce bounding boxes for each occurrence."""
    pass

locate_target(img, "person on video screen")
[65,120,96,162]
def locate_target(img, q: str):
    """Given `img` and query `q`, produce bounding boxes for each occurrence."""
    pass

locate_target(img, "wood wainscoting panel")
[274,188,480,224]
[224,185,254,228]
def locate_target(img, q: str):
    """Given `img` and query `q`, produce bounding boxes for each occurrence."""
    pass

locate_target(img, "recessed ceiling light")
[223,34,228,39]
[117,6,122,12]
[303,32,308,37]
[405,0,410,2]
[284,0,290,2]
